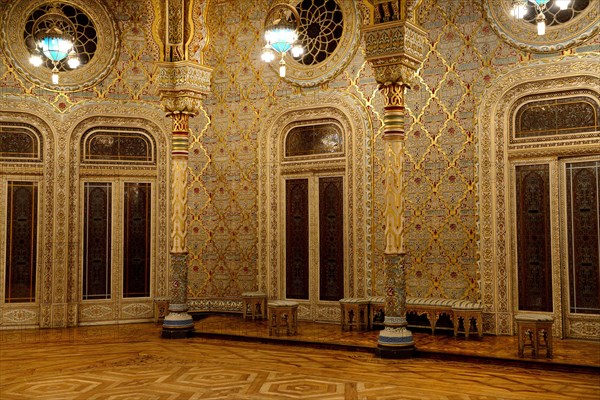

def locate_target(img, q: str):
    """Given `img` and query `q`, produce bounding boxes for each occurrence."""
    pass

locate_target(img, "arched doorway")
[259,92,372,322]
[478,59,600,339]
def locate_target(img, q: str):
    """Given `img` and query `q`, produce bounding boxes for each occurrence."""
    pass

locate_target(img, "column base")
[161,311,194,339]
[376,323,415,358]
[376,344,416,359]
[161,327,194,339]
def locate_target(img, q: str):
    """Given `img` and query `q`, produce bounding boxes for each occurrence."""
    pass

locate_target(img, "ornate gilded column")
[362,0,427,358]
[155,0,212,338]
[158,62,211,338]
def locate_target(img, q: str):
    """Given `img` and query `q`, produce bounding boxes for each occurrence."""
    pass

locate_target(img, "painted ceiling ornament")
[484,0,600,52]
[1,0,120,91]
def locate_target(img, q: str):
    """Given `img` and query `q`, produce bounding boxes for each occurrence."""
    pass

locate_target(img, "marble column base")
[161,310,194,339]
[376,344,416,358]
[376,318,416,358]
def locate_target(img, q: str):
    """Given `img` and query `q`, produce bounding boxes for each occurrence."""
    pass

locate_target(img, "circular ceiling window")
[282,0,361,87]
[484,0,600,52]
[2,0,119,91]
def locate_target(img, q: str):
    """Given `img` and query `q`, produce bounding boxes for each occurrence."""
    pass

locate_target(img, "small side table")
[339,298,370,331]
[241,291,267,320]
[267,300,299,336]
[515,313,554,358]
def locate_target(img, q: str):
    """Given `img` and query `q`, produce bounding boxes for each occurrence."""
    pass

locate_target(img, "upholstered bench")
[515,313,554,358]
[406,297,456,335]
[267,300,299,336]
[241,291,267,320]
[366,296,483,338]
[339,298,370,331]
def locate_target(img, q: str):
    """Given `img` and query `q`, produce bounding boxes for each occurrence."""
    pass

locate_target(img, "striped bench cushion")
[368,296,481,311]
[340,298,370,305]
[407,297,457,308]
[242,291,267,298]
[268,300,299,307]
[515,313,554,322]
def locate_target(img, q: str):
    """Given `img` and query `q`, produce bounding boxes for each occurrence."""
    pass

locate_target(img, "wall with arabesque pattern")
[192,0,599,309]
[1,0,598,327]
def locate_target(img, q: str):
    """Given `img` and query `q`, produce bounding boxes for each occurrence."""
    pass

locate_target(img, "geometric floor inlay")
[1,323,599,400]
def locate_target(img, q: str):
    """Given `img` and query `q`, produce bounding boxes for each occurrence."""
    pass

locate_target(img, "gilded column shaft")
[170,113,190,255]
[163,112,194,334]
[377,83,413,349]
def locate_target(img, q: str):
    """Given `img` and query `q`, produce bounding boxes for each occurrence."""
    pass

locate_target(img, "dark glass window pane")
[83,182,112,300]
[285,123,343,157]
[516,96,599,138]
[123,182,151,298]
[516,164,553,312]
[5,182,37,303]
[567,161,600,315]
[319,177,344,301]
[286,179,309,300]
[0,125,41,161]
[83,130,154,163]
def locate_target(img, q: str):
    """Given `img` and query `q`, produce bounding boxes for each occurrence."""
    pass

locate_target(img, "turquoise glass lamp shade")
[265,26,297,54]
[39,34,72,62]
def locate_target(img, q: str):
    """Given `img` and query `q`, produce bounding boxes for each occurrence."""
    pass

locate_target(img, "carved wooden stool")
[515,313,554,358]
[339,298,370,331]
[267,300,299,336]
[241,291,267,320]
[452,300,483,339]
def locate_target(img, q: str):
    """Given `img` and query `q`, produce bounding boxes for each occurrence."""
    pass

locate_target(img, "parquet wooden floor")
[194,315,600,369]
[1,321,599,399]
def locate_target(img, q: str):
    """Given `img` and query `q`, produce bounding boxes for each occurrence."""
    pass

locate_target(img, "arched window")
[513,92,599,140]
[284,121,343,158]
[510,90,600,337]
[81,128,155,164]
[0,123,42,161]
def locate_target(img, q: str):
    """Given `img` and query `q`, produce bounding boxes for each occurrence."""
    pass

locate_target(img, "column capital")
[362,15,427,86]
[156,61,212,116]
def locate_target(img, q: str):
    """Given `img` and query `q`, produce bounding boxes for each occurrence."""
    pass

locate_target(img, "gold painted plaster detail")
[363,21,427,85]
[157,62,212,114]
[383,140,405,254]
